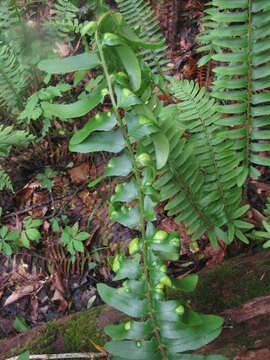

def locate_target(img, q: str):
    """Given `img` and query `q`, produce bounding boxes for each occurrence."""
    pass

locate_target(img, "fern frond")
[0,125,34,157]
[45,0,79,41]
[115,0,169,76]
[204,0,270,186]
[0,41,29,113]
[170,79,241,220]
[0,2,19,43]
[0,166,13,192]
[169,79,252,244]
[147,105,222,246]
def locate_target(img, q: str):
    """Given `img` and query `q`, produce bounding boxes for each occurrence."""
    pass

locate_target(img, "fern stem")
[96,32,168,360]
[244,0,253,198]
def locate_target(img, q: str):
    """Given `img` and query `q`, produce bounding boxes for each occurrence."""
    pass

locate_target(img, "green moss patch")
[187,254,270,313]
[11,305,108,356]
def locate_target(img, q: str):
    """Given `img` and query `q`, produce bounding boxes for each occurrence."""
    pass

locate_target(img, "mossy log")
[1,250,270,360]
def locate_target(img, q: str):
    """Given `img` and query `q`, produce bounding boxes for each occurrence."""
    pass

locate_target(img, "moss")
[63,306,107,352]
[11,320,62,356]
[10,306,108,356]
[183,255,270,313]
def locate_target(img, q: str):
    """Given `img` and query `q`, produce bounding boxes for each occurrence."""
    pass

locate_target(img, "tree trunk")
[1,250,270,360]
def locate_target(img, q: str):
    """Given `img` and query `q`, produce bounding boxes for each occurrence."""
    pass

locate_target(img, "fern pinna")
[38,9,226,360]
[198,0,270,187]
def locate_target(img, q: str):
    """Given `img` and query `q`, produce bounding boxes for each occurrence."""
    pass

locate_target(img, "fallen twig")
[2,184,88,220]
[6,352,106,360]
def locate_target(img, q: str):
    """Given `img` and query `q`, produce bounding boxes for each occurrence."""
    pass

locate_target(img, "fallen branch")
[6,352,106,360]
[2,183,88,220]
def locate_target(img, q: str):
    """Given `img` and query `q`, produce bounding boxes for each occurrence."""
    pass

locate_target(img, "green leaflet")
[69,128,125,153]
[126,112,159,140]
[41,80,107,119]
[113,255,143,281]
[105,320,153,340]
[88,151,133,188]
[172,274,198,293]
[106,339,159,360]
[115,45,141,92]
[115,85,141,109]
[105,151,133,177]
[38,52,100,74]
[111,178,138,203]
[110,203,140,229]
[70,112,117,146]
[153,132,170,170]
[97,283,148,318]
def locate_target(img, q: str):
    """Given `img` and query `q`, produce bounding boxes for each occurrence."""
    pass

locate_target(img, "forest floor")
[0,0,270,357]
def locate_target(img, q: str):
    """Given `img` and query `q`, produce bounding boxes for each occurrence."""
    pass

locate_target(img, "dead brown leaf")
[51,289,68,312]
[4,285,35,306]
[68,163,90,185]
[50,266,65,294]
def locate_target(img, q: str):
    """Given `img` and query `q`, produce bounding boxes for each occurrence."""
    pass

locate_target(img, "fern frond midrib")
[244,0,253,194]
[168,161,213,231]
[186,88,232,223]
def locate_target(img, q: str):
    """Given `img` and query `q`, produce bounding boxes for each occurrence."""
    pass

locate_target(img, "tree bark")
[1,250,270,360]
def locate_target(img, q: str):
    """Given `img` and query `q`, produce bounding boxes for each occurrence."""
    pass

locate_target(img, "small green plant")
[19,216,43,249]
[60,222,90,260]
[18,83,72,137]
[0,210,42,256]
[17,351,30,360]
[252,198,270,249]
[36,166,58,192]
[13,316,30,333]
[0,206,19,255]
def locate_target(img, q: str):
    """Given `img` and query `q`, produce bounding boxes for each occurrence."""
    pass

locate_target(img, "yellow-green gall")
[160,275,172,288]
[112,254,120,273]
[136,153,151,167]
[124,321,131,331]
[129,237,140,255]
[170,237,180,247]
[153,230,168,243]
[175,304,185,315]
[160,264,167,273]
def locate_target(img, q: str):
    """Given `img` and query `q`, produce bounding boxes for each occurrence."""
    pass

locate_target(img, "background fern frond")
[149,105,220,245]
[0,41,29,113]
[170,79,241,223]
[168,78,252,244]
[115,0,169,76]
[0,125,34,158]
[202,0,270,186]
[45,0,79,41]
[0,166,13,192]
